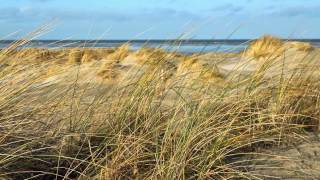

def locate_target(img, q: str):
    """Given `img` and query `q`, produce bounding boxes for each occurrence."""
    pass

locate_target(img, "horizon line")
[1,38,320,43]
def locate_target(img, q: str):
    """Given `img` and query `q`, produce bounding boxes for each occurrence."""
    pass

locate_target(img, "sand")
[1,36,320,179]
[4,36,319,100]
[243,133,320,179]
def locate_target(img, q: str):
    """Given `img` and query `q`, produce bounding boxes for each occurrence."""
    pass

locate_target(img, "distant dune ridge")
[1,35,320,179]
[243,35,315,60]
[1,35,319,98]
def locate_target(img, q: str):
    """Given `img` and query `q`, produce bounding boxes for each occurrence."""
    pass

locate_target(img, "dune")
[4,36,317,88]
[5,48,54,65]
[286,41,315,51]
[213,36,319,82]
[2,36,320,179]
[244,35,315,60]
[2,36,318,87]
[243,35,285,60]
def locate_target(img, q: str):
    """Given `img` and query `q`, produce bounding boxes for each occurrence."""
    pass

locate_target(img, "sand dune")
[1,36,320,179]
[3,36,319,99]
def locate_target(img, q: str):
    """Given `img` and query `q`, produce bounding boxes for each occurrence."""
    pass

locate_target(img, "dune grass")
[243,35,285,60]
[0,36,319,179]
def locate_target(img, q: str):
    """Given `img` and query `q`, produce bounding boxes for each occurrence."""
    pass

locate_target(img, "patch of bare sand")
[244,134,320,179]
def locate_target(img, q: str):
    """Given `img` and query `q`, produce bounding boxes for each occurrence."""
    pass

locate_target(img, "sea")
[1,39,320,54]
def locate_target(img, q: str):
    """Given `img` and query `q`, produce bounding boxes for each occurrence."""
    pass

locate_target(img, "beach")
[1,36,320,179]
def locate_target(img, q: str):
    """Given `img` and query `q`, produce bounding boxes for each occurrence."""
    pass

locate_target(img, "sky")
[0,0,319,39]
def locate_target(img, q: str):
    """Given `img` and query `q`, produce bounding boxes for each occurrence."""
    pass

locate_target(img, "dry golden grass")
[244,35,285,60]
[0,36,320,179]
[287,41,315,51]
[106,43,131,62]
[177,56,224,82]
[133,47,180,65]
[81,49,100,63]
[97,61,125,80]
[68,48,84,64]
[244,36,315,62]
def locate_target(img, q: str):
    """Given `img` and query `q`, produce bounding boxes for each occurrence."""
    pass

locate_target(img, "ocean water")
[0,39,320,54]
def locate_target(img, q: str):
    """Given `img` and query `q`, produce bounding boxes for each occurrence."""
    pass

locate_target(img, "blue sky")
[0,0,319,39]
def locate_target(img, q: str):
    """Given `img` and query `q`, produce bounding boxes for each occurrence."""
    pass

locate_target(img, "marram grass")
[0,36,319,179]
